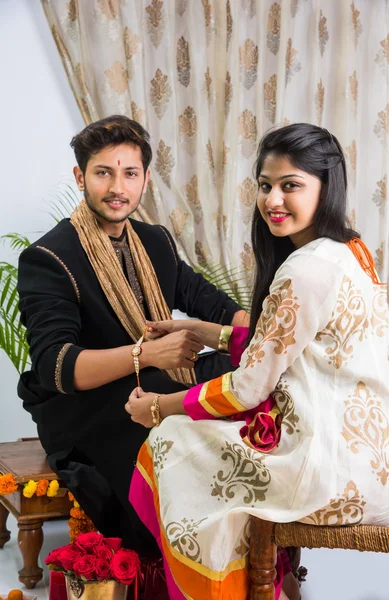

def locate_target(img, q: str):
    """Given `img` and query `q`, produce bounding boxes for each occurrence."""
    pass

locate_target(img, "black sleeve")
[18,246,84,394]
[160,227,242,324]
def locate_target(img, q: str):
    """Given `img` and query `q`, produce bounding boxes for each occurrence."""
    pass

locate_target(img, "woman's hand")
[147,319,223,351]
[125,387,156,428]
[146,319,193,340]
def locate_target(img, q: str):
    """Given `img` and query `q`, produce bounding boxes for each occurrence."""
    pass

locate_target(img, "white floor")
[0,512,388,600]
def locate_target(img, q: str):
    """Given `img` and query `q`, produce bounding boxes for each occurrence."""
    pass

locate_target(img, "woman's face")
[256,153,322,249]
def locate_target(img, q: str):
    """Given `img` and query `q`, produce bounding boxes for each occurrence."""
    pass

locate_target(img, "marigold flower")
[73,500,80,508]
[70,507,85,520]
[23,480,38,498]
[68,491,75,502]
[0,474,18,495]
[36,479,49,497]
[47,480,59,497]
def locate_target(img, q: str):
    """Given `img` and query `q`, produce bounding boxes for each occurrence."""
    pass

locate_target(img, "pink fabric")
[229,326,249,365]
[183,382,217,420]
[274,549,292,599]
[239,396,281,452]
[130,468,186,600]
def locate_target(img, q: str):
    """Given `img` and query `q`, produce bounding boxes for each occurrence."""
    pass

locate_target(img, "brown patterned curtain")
[41,0,389,286]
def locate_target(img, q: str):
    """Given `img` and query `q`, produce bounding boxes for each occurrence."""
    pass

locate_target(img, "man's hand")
[142,330,204,370]
[125,387,156,427]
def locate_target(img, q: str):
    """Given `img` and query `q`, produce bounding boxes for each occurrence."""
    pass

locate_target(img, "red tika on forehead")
[118,159,120,166]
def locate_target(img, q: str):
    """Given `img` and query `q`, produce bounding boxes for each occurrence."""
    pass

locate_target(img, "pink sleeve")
[229,326,249,365]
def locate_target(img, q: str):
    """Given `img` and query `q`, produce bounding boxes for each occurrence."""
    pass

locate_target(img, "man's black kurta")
[17,218,240,555]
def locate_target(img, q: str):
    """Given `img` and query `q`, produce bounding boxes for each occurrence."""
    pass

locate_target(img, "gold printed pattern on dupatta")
[245,279,300,368]
[342,382,389,485]
[375,34,389,73]
[315,275,368,369]
[152,437,174,478]
[315,79,325,126]
[211,442,271,506]
[179,106,197,156]
[170,208,189,237]
[273,379,300,435]
[166,517,207,563]
[301,481,366,526]
[104,61,129,94]
[371,285,389,337]
[234,519,250,558]
[226,0,233,50]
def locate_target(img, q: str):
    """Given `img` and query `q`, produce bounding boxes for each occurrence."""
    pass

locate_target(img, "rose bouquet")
[45,532,140,590]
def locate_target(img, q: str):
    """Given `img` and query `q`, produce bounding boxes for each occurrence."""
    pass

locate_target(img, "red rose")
[75,532,104,553]
[45,547,65,568]
[60,544,85,571]
[111,549,140,584]
[73,554,97,580]
[103,537,122,552]
[95,558,112,581]
[95,544,113,561]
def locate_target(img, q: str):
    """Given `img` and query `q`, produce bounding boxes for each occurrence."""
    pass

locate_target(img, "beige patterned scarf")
[71,199,196,385]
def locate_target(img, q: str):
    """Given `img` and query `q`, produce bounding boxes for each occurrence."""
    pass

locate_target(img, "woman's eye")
[284,182,299,189]
[259,182,270,191]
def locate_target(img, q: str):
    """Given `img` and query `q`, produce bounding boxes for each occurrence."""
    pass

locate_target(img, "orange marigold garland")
[68,491,97,542]
[0,473,18,494]
[36,479,49,496]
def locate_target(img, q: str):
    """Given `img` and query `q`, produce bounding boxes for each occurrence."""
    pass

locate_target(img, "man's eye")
[97,170,108,176]
[126,171,136,177]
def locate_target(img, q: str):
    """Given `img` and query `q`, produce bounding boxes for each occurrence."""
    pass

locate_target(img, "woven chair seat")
[249,518,389,599]
[274,522,389,553]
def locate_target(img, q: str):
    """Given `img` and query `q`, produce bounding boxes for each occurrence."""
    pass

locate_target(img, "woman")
[125,123,389,600]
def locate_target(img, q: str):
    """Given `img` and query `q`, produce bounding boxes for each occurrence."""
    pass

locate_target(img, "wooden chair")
[249,517,389,599]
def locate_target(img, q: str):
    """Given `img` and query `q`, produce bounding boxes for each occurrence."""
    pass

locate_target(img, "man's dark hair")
[248,122,360,343]
[70,115,152,174]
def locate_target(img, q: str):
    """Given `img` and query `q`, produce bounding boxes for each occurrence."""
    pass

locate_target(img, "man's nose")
[109,174,125,195]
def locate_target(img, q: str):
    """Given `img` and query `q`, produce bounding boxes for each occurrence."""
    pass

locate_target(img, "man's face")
[73,143,150,235]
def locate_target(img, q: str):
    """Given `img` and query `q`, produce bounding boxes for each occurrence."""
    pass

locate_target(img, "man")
[17,115,248,557]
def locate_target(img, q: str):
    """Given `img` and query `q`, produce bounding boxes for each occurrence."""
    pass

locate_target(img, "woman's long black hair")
[248,122,360,342]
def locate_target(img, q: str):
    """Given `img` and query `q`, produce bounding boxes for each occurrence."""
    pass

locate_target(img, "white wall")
[0,0,83,442]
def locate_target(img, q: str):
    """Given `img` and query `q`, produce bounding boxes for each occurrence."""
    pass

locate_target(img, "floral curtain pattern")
[41,0,389,287]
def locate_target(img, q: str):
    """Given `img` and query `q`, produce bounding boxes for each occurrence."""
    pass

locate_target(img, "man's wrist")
[231,309,250,327]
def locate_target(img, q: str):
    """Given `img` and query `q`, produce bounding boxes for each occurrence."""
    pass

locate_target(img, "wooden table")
[0,439,72,589]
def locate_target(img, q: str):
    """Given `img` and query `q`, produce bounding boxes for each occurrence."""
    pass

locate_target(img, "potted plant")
[45,532,140,600]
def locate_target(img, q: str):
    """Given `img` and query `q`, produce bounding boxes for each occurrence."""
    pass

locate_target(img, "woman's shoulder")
[273,238,349,293]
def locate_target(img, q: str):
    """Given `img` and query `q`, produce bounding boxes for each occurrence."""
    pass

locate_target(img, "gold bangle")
[217,325,233,354]
[150,394,162,427]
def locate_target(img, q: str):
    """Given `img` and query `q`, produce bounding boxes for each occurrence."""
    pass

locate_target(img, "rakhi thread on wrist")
[131,327,148,387]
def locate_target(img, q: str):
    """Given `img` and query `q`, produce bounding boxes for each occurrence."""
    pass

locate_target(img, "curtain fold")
[41,0,389,287]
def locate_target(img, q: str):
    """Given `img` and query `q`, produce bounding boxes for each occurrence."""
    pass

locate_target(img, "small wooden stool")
[249,517,389,599]
[0,439,72,589]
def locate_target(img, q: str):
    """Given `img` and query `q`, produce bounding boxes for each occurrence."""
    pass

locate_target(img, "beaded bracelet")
[150,394,162,427]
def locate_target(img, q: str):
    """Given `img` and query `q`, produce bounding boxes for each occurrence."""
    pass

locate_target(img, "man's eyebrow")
[92,164,142,170]
[259,173,305,180]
